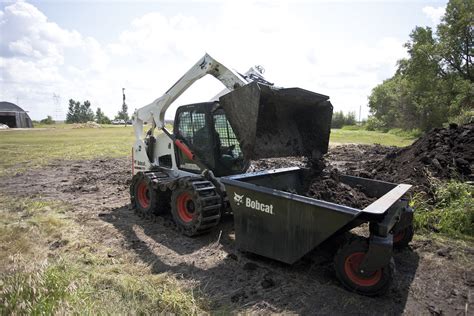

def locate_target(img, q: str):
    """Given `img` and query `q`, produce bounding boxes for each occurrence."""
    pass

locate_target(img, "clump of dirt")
[359,123,474,194]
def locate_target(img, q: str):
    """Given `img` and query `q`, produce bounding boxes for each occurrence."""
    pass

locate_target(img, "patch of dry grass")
[0,195,206,315]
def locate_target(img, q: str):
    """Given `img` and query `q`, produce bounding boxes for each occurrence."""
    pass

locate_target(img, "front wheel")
[170,178,221,237]
[334,237,394,296]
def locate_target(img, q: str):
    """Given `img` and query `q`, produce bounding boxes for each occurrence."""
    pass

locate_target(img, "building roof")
[0,101,27,112]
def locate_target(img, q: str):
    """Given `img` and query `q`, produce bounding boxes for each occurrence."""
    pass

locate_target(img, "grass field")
[0,124,415,176]
[330,129,415,147]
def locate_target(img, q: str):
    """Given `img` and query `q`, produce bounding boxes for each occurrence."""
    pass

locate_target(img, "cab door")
[173,103,216,173]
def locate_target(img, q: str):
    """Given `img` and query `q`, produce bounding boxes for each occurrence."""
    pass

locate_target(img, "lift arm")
[132,53,249,140]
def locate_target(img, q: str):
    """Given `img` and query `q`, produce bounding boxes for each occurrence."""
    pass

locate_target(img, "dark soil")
[250,154,376,209]
[304,168,377,209]
[348,123,474,195]
[0,142,472,314]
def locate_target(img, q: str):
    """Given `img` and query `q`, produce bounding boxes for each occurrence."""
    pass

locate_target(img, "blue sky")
[0,0,447,120]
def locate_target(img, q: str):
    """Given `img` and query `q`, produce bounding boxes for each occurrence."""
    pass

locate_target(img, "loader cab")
[173,102,249,177]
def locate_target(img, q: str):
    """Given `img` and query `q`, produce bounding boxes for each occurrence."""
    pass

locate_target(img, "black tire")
[393,225,414,249]
[334,237,394,296]
[170,178,221,237]
[130,172,168,215]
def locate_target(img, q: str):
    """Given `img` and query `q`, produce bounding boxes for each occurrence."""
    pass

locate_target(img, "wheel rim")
[344,252,382,287]
[177,192,194,223]
[137,181,150,209]
[393,230,405,243]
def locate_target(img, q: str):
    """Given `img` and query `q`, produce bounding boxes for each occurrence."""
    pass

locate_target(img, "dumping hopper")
[219,82,333,160]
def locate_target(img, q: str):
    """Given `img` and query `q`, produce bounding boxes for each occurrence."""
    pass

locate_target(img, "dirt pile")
[360,123,474,193]
[304,167,376,209]
[72,121,102,129]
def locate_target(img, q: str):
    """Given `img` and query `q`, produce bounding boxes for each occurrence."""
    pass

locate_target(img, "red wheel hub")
[177,192,194,223]
[137,181,150,208]
[344,252,382,287]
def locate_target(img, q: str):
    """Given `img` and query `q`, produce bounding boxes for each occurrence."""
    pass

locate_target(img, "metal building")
[0,101,33,128]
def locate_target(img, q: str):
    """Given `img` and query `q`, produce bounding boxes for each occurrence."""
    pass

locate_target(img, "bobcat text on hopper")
[245,197,274,215]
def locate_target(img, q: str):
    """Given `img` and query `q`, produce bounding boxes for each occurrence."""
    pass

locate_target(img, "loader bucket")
[219,82,333,160]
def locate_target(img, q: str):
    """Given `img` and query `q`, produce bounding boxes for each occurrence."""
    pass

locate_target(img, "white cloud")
[422,6,445,25]
[0,1,408,121]
[0,1,109,119]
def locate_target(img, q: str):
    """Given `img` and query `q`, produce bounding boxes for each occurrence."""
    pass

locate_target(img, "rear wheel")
[393,225,414,249]
[131,172,169,215]
[170,178,222,236]
[334,237,394,296]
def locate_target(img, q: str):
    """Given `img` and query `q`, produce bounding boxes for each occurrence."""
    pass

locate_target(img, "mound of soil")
[361,123,474,194]
[250,154,376,209]
[304,167,376,209]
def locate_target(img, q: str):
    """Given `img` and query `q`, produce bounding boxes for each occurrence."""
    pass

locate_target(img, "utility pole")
[359,104,362,124]
[53,93,61,122]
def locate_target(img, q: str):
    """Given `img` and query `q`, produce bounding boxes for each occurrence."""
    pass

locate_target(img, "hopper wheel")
[393,225,414,249]
[334,237,394,296]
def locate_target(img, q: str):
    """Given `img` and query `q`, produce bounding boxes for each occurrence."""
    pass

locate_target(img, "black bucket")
[219,82,333,160]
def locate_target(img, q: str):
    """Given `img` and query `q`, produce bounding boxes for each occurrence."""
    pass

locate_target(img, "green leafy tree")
[331,111,358,128]
[116,102,129,121]
[81,100,95,122]
[95,107,111,124]
[65,99,96,123]
[437,0,473,82]
[368,0,473,132]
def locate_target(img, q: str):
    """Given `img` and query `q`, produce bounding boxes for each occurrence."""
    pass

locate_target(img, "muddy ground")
[1,146,473,314]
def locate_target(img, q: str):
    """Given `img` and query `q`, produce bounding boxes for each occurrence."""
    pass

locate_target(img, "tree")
[81,100,95,122]
[66,100,74,123]
[65,99,96,123]
[40,115,54,125]
[331,111,357,128]
[437,0,473,82]
[116,103,129,121]
[367,0,473,131]
[96,107,111,124]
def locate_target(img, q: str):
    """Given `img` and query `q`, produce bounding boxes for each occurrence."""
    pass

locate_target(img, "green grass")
[329,128,416,147]
[0,195,205,315]
[0,125,135,176]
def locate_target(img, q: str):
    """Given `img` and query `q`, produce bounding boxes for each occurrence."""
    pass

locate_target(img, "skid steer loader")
[129,54,414,296]
[130,53,332,235]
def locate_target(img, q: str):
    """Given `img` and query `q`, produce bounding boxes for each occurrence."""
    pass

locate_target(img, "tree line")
[367,0,473,132]
[65,99,129,124]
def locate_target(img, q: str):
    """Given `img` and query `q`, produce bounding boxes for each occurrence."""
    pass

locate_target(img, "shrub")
[40,116,54,125]
[365,116,388,132]
[413,181,473,238]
